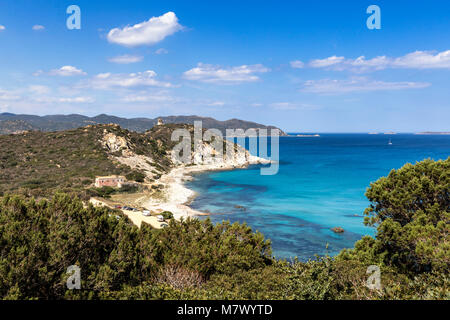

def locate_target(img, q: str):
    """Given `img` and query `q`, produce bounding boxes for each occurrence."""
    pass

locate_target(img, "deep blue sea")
[186,134,450,261]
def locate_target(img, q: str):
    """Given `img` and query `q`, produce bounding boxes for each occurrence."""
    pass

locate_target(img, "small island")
[415,132,450,135]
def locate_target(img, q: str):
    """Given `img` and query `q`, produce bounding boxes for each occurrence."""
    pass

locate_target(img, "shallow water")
[186,134,450,260]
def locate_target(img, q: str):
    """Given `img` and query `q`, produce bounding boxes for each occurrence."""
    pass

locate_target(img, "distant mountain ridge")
[0,113,286,136]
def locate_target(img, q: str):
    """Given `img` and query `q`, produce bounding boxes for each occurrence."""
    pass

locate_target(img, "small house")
[95,175,126,188]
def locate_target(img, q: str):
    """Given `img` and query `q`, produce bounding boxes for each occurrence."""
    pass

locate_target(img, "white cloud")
[0,89,20,101]
[269,102,318,110]
[0,25,5,31]
[86,70,173,89]
[290,60,304,69]
[47,66,87,77]
[306,50,450,72]
[33,96,95,104]
[57,97,95,103]
[269,102,298,110]
[392,50,450,69]
[0,86,94,106]
[108,54,143,64]
[206,101,225,107]
[0,104,10,112]
[121,91,175,103]
[183,63,270,84]
[107,12,183,47]
[302,77,430,94]
[32,70,44,77]
[345,56,390,72]
[309,56,345,68]
[155,48,169,55]
[32,25,45,31]
[28,85,50,95]
[309,55,391,72]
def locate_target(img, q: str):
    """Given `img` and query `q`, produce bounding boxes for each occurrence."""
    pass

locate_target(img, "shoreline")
[94,129,273,227]
[141,156,271,221]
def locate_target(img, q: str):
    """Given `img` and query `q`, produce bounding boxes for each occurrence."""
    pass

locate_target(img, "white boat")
[388,139,393,145]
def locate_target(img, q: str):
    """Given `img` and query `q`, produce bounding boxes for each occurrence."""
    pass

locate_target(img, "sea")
[185,133,450,261]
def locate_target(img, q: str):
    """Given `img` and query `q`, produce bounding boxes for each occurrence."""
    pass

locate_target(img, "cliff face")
[102,131,130,153]
[176,137,268,167]
[102,123,269,182]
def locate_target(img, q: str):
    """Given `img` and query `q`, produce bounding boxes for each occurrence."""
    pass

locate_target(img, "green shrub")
[363,158,450,273]
[161,211,173,220]
[126,171,146,183]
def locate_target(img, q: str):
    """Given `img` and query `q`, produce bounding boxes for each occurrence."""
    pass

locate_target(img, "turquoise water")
[186,134,450,261]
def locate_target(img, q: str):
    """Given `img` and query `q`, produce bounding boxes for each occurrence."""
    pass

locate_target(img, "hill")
[0,124,177,198]
[0,120,37,134]
[0,122,264,199]
[0,113,287,135]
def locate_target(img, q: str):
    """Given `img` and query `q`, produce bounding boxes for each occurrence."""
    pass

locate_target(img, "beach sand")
[91,132,272,227]
[90,158,269,228]
[140,156,271,221]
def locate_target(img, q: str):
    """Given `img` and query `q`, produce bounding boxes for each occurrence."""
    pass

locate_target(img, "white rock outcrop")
[101,132,129,153]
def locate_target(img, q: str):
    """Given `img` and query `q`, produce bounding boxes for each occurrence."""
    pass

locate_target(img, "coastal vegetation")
[0,158,448,299]
[0,122,246,201]
[0,124,173,199]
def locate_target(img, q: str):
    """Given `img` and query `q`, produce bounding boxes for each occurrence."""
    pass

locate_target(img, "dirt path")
[89,197,165,229]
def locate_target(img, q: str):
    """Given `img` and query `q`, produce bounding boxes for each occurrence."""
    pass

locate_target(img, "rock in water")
[331,227,345,233]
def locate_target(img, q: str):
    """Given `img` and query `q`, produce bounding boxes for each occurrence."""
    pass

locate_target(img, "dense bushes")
[358,158,449,274]
[125,171,146,183]
[0,158,448,299]
[0,193,272,299]
[0,193,140,299]
[153,219,272,277]
[87,186,116,198]
[334,158,449,298]
[87,184,140,198]
[161,211,174,220]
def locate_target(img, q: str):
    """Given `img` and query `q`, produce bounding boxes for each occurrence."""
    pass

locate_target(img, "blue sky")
[0,0,449,132]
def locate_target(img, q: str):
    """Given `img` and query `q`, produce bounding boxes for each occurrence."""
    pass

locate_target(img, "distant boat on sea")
[295,134,320,137]
[388,139,393,145]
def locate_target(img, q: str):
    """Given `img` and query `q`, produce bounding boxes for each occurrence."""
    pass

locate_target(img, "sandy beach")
[90,155,270,227]
[140,155,271,221]
[92,129,272,227]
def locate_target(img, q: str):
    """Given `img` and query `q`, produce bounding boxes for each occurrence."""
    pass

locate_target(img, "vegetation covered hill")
[0,124,176,198]
[0,158,448,299]
[0,113,287,135]
[0,120,36,134]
